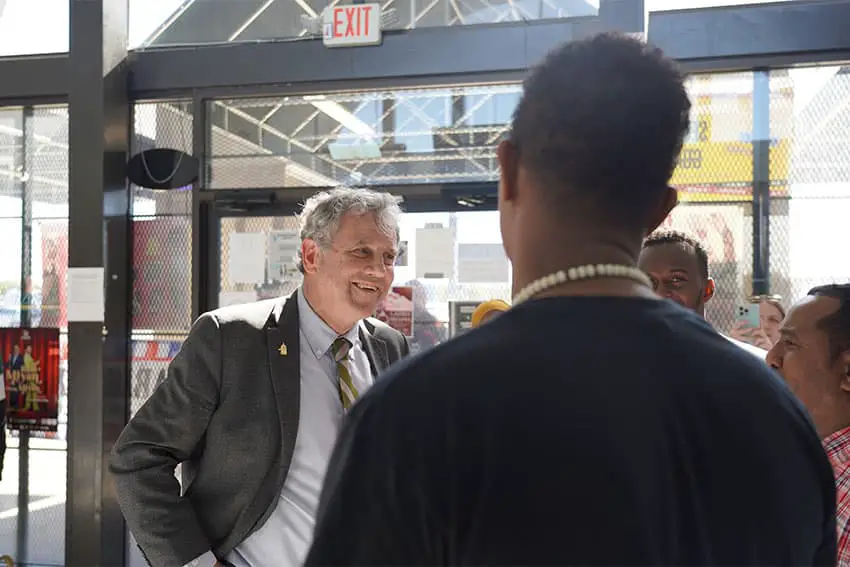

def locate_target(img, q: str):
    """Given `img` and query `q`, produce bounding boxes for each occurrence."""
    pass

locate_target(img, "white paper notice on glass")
[415,227,454,279]
[228,232,266,285]
[67,267,105,322]
[268,230,302,283]
[458,243,510,283]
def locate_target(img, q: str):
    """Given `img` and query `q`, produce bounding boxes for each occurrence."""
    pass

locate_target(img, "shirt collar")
[823,426,850,466]
[297,289,361,359]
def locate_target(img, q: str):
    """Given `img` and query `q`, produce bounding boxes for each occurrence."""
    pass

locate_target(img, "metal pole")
[192,96,209,320]
[66,0,131,563]
[751,69,771,295]
[16,105,34,566]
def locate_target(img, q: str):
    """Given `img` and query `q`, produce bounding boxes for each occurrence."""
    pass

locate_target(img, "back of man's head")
[509,33,690,230]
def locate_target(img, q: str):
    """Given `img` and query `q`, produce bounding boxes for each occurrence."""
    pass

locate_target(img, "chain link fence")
[0,105,69,566]
[207,85,519,189]
[127,100,195,567]
[130,100,193,415]
[770,66,850,307]
[660,72,758,334]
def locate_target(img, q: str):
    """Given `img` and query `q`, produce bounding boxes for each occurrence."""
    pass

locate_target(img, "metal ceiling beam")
[127,16,602,96]
[649,0,850,74]
[0,55,68,104]
[125,0,850,97]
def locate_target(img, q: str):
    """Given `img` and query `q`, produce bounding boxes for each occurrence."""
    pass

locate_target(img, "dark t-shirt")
[306,297,837,566]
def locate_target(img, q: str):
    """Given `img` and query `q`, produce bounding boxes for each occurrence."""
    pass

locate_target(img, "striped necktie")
[332,337,359,410]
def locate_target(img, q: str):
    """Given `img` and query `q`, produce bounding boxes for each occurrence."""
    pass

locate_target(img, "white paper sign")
[415,227,454,279]
[268,230,302,282]
[67,267,105,322]
[228,233,266,285]
[458,243,510,283]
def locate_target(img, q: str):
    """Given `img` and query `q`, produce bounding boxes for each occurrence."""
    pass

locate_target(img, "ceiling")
[207,84,520,189]
[140,0,599,47]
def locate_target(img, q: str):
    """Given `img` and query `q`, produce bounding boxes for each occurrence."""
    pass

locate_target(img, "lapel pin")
[279,343,288,356]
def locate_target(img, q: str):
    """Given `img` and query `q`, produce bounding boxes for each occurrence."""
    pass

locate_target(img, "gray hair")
[296,187,403,273]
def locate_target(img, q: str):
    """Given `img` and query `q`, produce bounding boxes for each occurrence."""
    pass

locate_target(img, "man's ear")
[497,139,519,205]
[646,186,678,234]
[301,239,321,274]
[839,351,850,393]
[703,277,716,303]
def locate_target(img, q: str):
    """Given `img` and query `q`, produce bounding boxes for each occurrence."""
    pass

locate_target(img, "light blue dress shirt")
[204,292,372,567]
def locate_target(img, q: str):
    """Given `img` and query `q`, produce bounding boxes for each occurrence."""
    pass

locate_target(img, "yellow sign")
[670,89,792,202]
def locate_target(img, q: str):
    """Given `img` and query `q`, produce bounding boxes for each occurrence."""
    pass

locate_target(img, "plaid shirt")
[824,426,850,567]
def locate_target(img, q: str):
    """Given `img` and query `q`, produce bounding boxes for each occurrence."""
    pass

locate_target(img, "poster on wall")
[1,327,61,432]
[449,300,480,338]
[40,221,68,328]
[374,286,414,337]
[133,218,192,331]
[268,230,303,283]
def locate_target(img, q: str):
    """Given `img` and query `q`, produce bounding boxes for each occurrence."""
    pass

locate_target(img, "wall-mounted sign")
[670,84,793,201]
[323,3,382,48]
[449,301,480,338]
[2,327,61,432]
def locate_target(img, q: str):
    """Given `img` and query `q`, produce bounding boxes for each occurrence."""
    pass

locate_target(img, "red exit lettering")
[332,5,373,38]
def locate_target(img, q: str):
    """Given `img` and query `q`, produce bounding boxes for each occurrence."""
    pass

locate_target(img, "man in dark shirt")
[305,33,836,566]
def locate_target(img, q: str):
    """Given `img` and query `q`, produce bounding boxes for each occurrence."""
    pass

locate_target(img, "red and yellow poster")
[1,327,61,431]
[374,286,414,338]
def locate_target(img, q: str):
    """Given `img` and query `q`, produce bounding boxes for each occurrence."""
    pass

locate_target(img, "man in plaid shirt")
[768,284,850,565]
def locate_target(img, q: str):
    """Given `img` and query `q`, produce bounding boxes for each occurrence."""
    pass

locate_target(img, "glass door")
[214,207,511,352]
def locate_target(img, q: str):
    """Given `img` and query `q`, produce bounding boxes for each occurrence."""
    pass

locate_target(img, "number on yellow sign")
[677,148,703,169]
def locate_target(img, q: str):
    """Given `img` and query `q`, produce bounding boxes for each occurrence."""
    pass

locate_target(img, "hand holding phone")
[731,303,773,349]
[735,303,761,329]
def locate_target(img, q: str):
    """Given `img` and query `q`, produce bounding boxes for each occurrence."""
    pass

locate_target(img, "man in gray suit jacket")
[110,187,411,567]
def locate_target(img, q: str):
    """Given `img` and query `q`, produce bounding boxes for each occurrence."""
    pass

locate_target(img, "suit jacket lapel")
[265,293,300,466]
[360,325,389,377]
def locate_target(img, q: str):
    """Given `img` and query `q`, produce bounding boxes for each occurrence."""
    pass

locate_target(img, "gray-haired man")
[110,187,410,567]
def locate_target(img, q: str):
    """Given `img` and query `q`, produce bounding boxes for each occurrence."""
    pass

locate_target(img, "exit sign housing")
[323,3,382,48]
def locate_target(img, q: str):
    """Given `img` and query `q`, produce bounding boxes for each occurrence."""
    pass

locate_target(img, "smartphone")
[735,303,761,328]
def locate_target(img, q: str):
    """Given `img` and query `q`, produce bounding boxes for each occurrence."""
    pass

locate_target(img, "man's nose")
[765,346,781,370]
[365,258,390,275]
[658,285,675,299]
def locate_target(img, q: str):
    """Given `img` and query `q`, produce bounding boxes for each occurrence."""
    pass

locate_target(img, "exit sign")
[323,3,382,48]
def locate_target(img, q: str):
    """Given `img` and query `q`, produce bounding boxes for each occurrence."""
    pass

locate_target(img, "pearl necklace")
[512,264,653,306]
